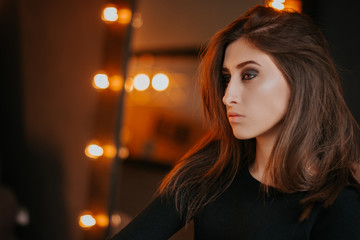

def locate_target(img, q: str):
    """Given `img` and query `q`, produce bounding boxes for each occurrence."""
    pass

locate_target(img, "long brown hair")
[158,5,360,222]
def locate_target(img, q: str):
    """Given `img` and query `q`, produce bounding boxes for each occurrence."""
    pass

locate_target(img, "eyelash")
[222,69,258,86]
[242,70,258,80]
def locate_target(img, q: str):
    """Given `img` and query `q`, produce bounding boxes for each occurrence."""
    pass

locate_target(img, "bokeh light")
[109,75,123,91]
[132,12,143,28]
[103,144,116,158]
[95,214,109,228]
[111,213,122,227]
[15,208,29,226]
[133,73,150,91]
[85,144,104,159]
[79,213,96,228]
[271,1,285,10]
[152,73,169,91]
[265,0,302,12]
[125,78,134,92]
[102,7,119,22]
[118,8,132,24]
[93,73,109,89]
[118,146,130,159]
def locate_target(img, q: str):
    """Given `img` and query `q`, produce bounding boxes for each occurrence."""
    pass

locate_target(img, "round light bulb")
[95,214,109,227]
[93,73,109,89]
[111,213,122,226]
[79,214,96,228]
[271,2,285,10]
[109,75,123,91]
[133,73,150,91]
[118,8,132,24]
[152,73,169,91]
[85,144,104,159]
[102,7,119,22]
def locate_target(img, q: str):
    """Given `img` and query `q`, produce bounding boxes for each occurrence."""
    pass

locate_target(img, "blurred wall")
[19,0,105,239]
[303,0,360,123]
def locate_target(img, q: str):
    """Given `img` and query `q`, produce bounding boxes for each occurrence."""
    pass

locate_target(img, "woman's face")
[222,38,290,141]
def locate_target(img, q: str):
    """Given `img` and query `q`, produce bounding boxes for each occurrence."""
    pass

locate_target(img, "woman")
[109,5,360,239]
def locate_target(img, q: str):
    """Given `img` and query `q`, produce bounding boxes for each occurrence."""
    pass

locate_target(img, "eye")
[222,73,231,87]
[242,69,258,81]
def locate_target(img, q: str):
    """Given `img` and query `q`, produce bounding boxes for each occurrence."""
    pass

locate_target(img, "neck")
[249,132,279,185]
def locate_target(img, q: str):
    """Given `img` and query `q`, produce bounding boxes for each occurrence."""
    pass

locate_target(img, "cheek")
[252,79,290,121]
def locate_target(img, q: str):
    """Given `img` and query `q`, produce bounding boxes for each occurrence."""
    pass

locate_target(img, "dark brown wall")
[303,0,360,123]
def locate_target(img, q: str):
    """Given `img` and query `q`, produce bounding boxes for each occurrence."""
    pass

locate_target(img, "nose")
[222,78,240,106]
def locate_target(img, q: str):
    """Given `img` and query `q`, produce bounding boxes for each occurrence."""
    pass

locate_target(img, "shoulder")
[321,186,360,220]
[310,186,360,239]
[108,196,184,240]
[334,186,360,205]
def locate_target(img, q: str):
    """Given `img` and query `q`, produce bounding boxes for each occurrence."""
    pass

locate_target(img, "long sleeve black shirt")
[109,167,360,239]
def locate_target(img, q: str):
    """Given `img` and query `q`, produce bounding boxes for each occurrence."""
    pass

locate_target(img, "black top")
[109,167,360,239]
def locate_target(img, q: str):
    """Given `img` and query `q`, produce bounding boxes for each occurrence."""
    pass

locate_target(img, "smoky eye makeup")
[241,68,258,81]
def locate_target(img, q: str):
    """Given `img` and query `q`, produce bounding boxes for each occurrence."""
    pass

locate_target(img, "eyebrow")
[222,60,261,72]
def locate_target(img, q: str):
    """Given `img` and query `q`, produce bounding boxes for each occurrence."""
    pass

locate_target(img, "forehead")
[223,38,273,68]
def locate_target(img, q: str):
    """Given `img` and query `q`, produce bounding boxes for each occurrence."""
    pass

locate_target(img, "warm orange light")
[95,214,109,227]
[266,0,302,12]
[271,1,285,10]
[125,78,134,92]
[118,8,132,24]
[152,73,169,91]
[109,75,123,91]
[118,146,129,159]
[133,73,150,91]
[103,144,116,158]
[102,6,119,22]
[132,13,143,28]
[93,73,109,89]
[111,213,122,227]
[85,144,104,159]
[79,213,96,228]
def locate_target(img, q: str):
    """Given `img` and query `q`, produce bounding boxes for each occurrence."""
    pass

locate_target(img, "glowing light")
[271,1,285,10]
[95,214,109,227]
[103,144,116,158]
[132,13,143,28]
[266,0,302,12]
[85,144,104,159]
[15,208,29,226]
[102,7,119,22]
[152,73,169,91]
[109,75,123,91]
[93,73,109,89]
[79,214,96,228]
[111,213,122,226]
[133,73,150,91]
[125,78,134,92]
[118,146,129,159]
[118,8,132,24]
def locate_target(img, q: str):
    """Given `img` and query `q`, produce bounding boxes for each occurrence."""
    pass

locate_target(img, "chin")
[232,130,254,140]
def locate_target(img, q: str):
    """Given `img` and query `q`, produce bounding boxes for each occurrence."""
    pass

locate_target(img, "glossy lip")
[227,111,245,123]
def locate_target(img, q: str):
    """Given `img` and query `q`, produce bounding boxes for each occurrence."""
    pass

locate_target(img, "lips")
[227,111,244,118]
[227,111,245,123]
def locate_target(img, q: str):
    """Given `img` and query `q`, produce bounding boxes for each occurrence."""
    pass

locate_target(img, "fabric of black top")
[109,167,360,239]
